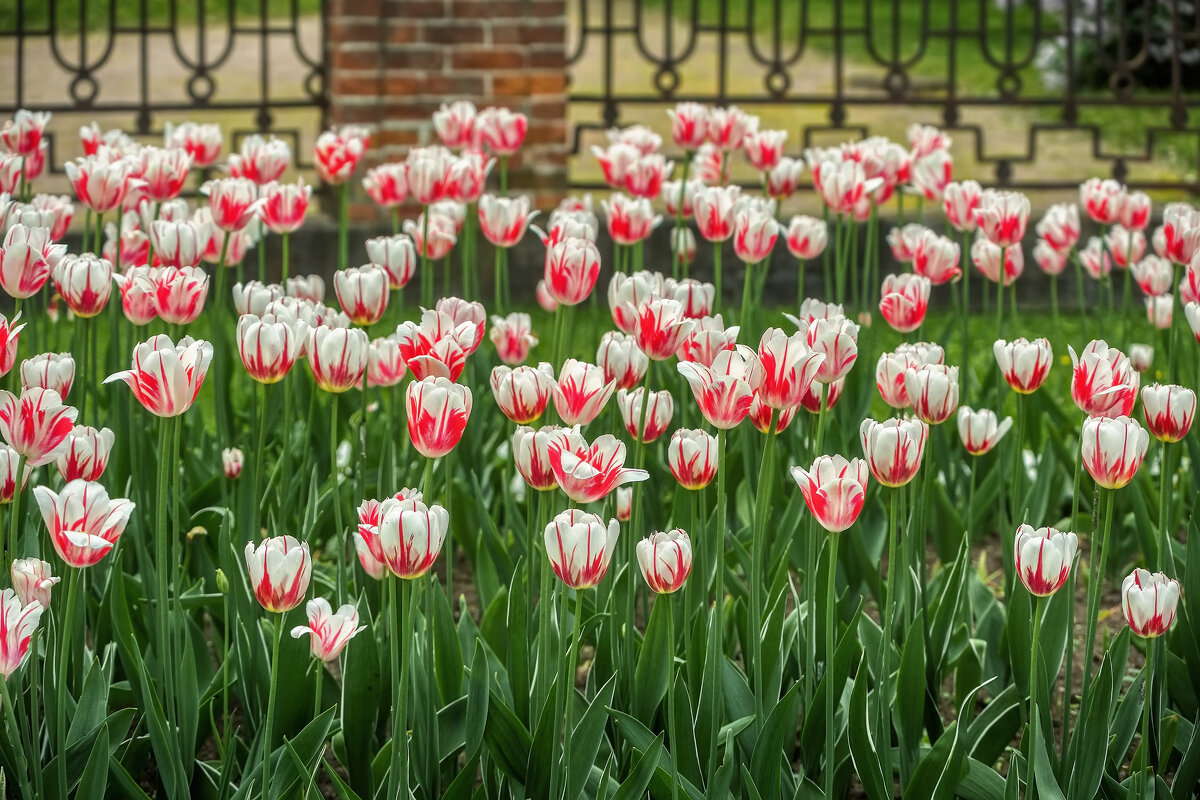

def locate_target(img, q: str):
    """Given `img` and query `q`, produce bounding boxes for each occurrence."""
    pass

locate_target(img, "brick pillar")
[326,0,569,221]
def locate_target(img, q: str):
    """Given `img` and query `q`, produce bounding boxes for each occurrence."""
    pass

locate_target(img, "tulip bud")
[879,273,931,333]
[52,253,112,317]
[785,215,827,260]
[1080,415,1149,490]
[291,598,366,662]
[637,528,693,594]
[307,325,369,393]
[596,331,648,390]
[1014,525,1077,596]
[334,265,389,327]
[956,407,1012,455]
[1129,343,1154,373]
[544,237,601,306]
[1121,569,1181,638]
[667,428,718,490]
[0,588,44,678]
[1146,294,1173,330]
[790,455,868,533]
[215,568,230,594]
[1141,384,1196,443]
[615,486,632,522]
[544,508,619,589]
[617,387,673,443]
[860,417,928,488]
[223,447,244,479]
[994,337,1052,394]
[10,558,59,609]
[20,352,75,399]
[244,535,312,612]
[491,364,556,424]
[903,364,959,425]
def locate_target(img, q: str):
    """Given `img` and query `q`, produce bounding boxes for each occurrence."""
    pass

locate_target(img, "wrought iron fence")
[566,0,1200,193]
[0,0,328,179]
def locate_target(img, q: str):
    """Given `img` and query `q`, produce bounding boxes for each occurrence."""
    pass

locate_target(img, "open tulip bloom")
[791,455,868,533]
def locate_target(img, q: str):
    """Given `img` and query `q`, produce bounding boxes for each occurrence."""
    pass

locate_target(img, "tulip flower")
[1146,294,1173,330]
[898,340,945,366]
[596,331,649,390]
[435,297,486,352]
[64,153,139,214]
[138,146,192,201]
[0,387,77,467]
[314,127,367,185]
[887,224,926,263]
[661,178,702,219]
[603,194,660,245]
[0,588,44,678]
[484,313,534,366]
[165,121,223,167]
[1141,384,1196,443]
[677,314,738,367]
[548,432,649,504]
[1079,177,1126,225]
[0,154,21,195]
[994,337,1053,394]
[860,417,928,487]
[476,106,527,155]
[0,224,56,299]
[227,134,291,184]
[544,236,601,306]
[815,160,881,214]
[33,479,134,567]
[943,180,983,232]
[260,179,311,234]
[334,265,389,326]
[785,215,828,260]
[663,277,714,319]
[733,203,779,263]
[971,235,1024,285]
[1069,340,1139,417]
[1131,255,1173,297]
[222,447,244,479]
[237,314,300,384]
[800,376,844,414]
[365,235,417,291]
[20,353,74,400]
[879,273,931,333]
[449,152,494,204]
[909,150,952,201]
[0,445,29,504]
[491,364,556,424]
[1129,344,1154,373]
[1189,301,1200,342]
[912,231,962,285]
[52,253,112,317]
[406,376,471,458]
[56,425,114,482]
[791,455,868,533]
[145,266,209,325]
[693,146,725,187]
[376,492,451,578]
[1014,525,1078,596]
[637,529,693,594]
[608,270,663,335]
[512,426,580,491]
[233,281,285,317]
[617,387,673,443]
[635,298,697,361]
[291,598,366,662]
[433,100,477,149]
[1036,203,1082,253]
[1081,415,1149,489]
[1106,225,1145,268]
[10,559,58,609]
[875,350,916,408]
[1033,240,1068,275]
[904,364,959,425]
[537,280,558,312]
[478,194,538,248]
[974,190,1031,248]
[623,154,672,199]
[805,316,859,384]
[1078,237,1113,280]
[667,428,718,490]
[616,486,632,522]
[957,407,1013,455]
[544,509,620,589]
[552,359,616,426]
[749,394,798,435]
[1,110,50,156]
[0,313,25,380]
[756,328,825,410]
[1121,569,1181,638]
[743,129,787,171]
[244,535,312,612]
[678,345,763,429]
[203,177,263,231]
[306,325,368,393]
[667,101,709,150]
[694,185,741,242]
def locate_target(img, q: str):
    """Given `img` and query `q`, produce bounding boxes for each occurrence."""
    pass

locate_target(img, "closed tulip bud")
[1141,384,1196,443]
[875,350,917,408]
[553,358,616,426]
[957,406,1013,455]
[667,102,709,150]
[490,313,537,366]
[637,528,693,594]
[694,185,741,242]
[237,314,299,384]
[1014,525,1077,596]
[1033,240,1069,275]
[291,598,366,662]
[994,337,1052,394]
[666,429,717,490]
[860,417,928,487]
[478,194,538,248]
[971,235,1024,285]
[544,508,620,589]
[913,231,962,285]
[34,479,134,567]
[0,387,78,466]
[608,270,664,334]
[545,236,601,306]
[617,387,673,443]
[0,444,29,503]
[260,178,310,234]
[203,177,263,232]
[973,189,1031,247]
[879,273,931,333]
[491,364,556,424]
[142,266,207,325]
[56,425,114,482]
[1081,415,1149,489]
[1106,225,1145,269]
[596,331,648,390]
[52,253,112,317]
[785,215,827,260]
[223,447,244,479]
[603,194,661,245]
[0,588,44,678]
[1069,340,1139,417]
[307,325,368,393]
[615,486,632,521]
[244,535,312,612]
[766,157,805,199]
[805,316,859,384]
[407,376,471,458]
[943,180,983,232]
[756,328,825,410]
[512,425,581,491]
[1036,203,1082,253]
[364,235,416,290]
[165,121,223,167]
[904,364,959,425]
[549,432,649,504]
[333,265,389,326]
[1146,294,1173,330]
[10,558,58,609]
[678,345,763,429]
[1129,343,1154,373]
[1121,569,1181,638]
[733,205,779,263]
[433,100,477,149]
[791,454,869,533]
[1079,177,1126,225]
[20,352,74,399]
[476,106,527,155]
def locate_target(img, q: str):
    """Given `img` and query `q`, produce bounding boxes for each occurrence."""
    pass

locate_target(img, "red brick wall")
[327,0,569,220]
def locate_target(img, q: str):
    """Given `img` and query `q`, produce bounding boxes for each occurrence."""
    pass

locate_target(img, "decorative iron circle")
[765,68,791,98]
[1109,72,1134,96]
[305,69,324,102]
[997,72,1021,98]
[654,66,680,97]
[883,68,909,99]
[188,72,215,104]
[69,74,99,106]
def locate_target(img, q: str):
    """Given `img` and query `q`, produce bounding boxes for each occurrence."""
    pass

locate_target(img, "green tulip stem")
[330,393,347,598]
[0,673,32,800]
[750,410,778,717]
[388,576,414,800]
[55,567,80,800]
[880,488,900,784]
[1027,594,1044,797]
[823,529,840,800]
[1078,487,1114,731]
[713,242,723,314]
[666,593,679,800]
[261,613,283,800]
